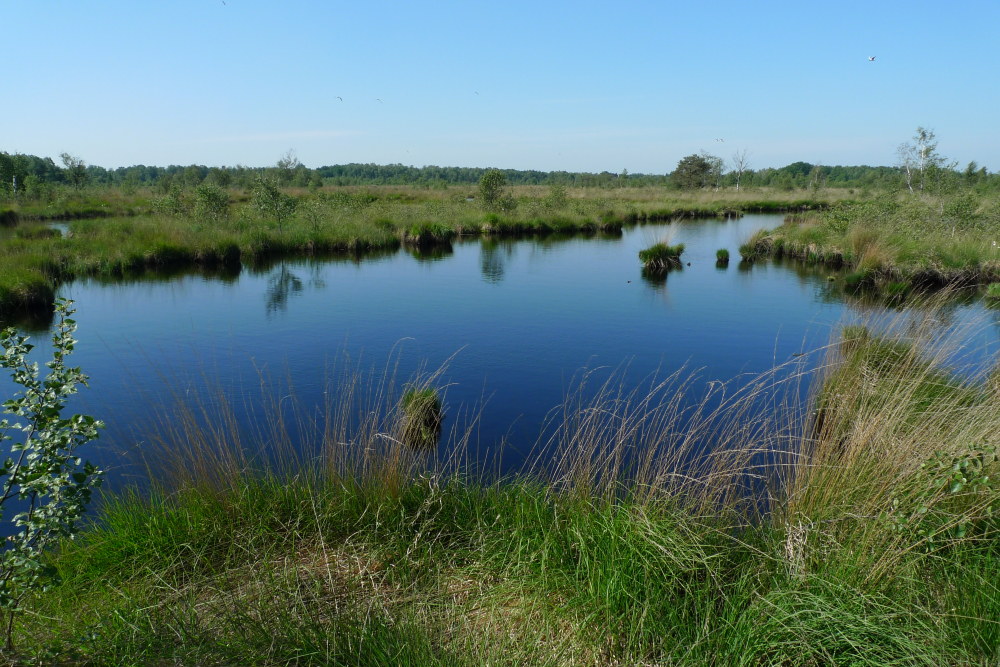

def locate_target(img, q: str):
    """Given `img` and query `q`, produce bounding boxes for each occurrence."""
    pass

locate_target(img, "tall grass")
[8,298,1000,664]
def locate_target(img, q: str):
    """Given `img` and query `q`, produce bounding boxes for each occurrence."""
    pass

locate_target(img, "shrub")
[151,186,186,216]
[479,170,507,213]
[194,184,231,222]
[547,183,568,209]
[0,299,104,649]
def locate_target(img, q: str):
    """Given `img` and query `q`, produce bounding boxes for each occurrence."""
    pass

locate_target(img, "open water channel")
[3,213,999,484]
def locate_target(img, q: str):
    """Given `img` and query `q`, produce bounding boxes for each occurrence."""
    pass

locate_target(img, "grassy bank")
[9,306,1000,665]
[756,193,1000,295]
[0,186,846,314]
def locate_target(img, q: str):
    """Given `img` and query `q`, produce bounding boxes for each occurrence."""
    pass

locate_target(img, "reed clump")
[400,385,443,449]
[638,242,684,272]
[715,248,730,263]
[738,228,772,261]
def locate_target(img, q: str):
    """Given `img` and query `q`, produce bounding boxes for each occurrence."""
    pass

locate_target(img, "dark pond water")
[4,214,1000,483]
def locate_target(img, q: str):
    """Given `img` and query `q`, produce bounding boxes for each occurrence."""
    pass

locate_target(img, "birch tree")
[731,149,751,192]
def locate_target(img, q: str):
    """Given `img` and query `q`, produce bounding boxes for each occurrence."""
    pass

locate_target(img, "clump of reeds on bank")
[6,296,1000,665]
[738,227,772,261]
[986,282,1000,302]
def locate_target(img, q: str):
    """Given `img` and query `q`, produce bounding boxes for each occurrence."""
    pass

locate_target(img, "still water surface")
[3,214,998,481]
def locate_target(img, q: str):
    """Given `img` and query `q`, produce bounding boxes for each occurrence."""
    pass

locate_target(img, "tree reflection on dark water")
[265,263,304,316]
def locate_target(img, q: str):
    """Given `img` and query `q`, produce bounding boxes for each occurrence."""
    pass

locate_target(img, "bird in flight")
[336,96,342,101]
[475,92,479,95]
[376,99,382,103]
[868,56,876,61]
[716,139,724,142]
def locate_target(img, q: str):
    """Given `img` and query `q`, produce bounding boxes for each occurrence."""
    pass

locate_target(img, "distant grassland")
[0,186,846,314]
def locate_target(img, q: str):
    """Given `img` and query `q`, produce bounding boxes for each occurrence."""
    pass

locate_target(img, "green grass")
[638,242,684,271]
[985,282,1000,301]
[715,248,730,263]
[738,228,771,261]
[401,386,443,448]
[5,302,1000,664]
[761,192,1000,291]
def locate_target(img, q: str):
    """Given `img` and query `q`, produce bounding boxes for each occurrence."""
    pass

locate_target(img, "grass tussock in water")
[638,242,684,272]
[7,296,1000,665]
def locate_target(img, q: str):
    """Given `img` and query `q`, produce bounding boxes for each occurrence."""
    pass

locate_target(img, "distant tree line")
[3,141,998,202]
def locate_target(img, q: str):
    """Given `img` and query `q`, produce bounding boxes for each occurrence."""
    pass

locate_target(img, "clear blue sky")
[4,1,998,173]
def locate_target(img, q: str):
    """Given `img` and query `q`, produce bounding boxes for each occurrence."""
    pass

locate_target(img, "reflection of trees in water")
[265,263,304,315]
[307,263,326,290]
[480,239,515,284]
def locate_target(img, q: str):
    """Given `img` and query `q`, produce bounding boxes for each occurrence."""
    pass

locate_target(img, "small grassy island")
[638,241,685,271]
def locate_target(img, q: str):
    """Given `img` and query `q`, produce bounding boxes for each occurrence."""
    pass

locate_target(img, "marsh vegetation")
[2,298,999,665]
[3,138,1000,663]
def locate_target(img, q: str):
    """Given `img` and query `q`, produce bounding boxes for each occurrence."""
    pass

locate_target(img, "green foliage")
[0,153,29,201]
[193,183,230,222]
[0,299,103,648]
[672,153,712,189]
[478,169,507,213]
[986,283,1000,302]
[206,167,232,188]
[943,191,980,227]
[182,165,204,188]
[547,182,567,209]
[251,176,298,233]
[296,199,326,232]
[58,153,88,189]
[151,185,186,216]
[885,444,998,551]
